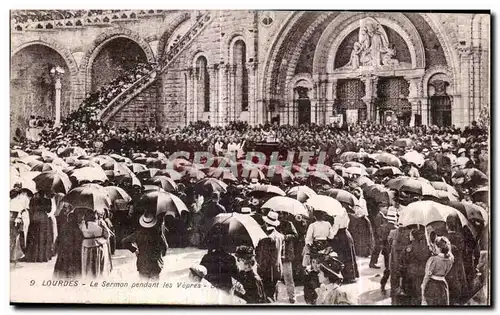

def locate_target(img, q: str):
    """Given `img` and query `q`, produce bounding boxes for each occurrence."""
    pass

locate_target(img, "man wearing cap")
[256,211,284,301]
[397,228,431,305]
[121,213,168,280]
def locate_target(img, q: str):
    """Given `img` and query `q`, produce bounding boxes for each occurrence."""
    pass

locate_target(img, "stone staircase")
[97,12,214,124]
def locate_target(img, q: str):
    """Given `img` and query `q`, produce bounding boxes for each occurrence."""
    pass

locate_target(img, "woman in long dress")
[421,236,454,305]
[329,214,359,283]
[53,208,84,278]
[25,192,54,262]
[79,209,112,278]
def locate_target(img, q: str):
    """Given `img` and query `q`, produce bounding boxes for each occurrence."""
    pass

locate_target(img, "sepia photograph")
[8,8,491,306]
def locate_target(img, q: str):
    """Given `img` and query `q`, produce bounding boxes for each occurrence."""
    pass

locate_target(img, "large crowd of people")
[10,112,489,305]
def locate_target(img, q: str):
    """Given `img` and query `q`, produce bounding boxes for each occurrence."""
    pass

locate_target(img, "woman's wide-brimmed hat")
[262,210,280,227]
[139,213,157,228]
[235,245,255,260]
[319,256,344,280]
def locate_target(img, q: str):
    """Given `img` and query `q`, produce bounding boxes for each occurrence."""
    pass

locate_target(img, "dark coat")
[398,240,431,304]
[234,270,267,304]
[200,249,238,292]
[277,220,298,262]
[122,225,168,276]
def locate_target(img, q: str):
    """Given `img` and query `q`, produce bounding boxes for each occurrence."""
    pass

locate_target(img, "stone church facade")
[10,10,490,132]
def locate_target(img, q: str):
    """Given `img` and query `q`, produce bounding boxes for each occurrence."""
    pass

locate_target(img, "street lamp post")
[50,66,65,127]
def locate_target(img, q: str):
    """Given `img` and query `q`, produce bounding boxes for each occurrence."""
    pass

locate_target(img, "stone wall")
[9,11,491,130]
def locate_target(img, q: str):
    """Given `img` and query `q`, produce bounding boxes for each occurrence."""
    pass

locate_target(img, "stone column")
[210,65,219,126]
[247,62,257,126]
[50,66,65,127]
[361,74,378,122]
[186,67,194,125]
[472,46,481,121]
[325,78,336,125]
[219,64,230,126]
[311,76,320,124]
[405,76,424,126]
[193,67,200,122]
[456,45,472,128]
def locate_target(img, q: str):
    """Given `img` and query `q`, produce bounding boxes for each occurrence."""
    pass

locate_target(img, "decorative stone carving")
[340,17,400,69]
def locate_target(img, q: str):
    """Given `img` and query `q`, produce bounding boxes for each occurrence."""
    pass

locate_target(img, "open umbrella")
[20,155,44,166]
[375,166,403,177]
[339,152,362,163]
[394,138,414,148]
[206,168,238,182]
[354,176,375,188]
[11,173,37,194]
[170,158,193,171]
[342,161,366,170]
[286,185,317,203]
[30,163,61,172]
[344,167,368,177]
[104,186,132,205]
[261,196,309,217]
[239,167,266,181]
[204,213,267,252]
[399,201,472,232]
[183,167,207,181]
[109,153,132,163]
[11,149,28,158]
[69,167,108,183]
[471,186,488,204]
[436,190,459,202]
[364,184,393,206]
[143,185,166,192]
[306,195,346,217]
[134,157,161,168]
[196,178,228,194]
[58,146,87,157]
[430,181,460,199]
[447,201,488,225]
[157,169,183,181]
[247,184,286,198]
[386,177,438,197]
[452,168,488,186]
[136,190,188,217]
[126,163,148,173]
[114,172,142,187]
[267,165,295,185]
[101,162,131,176]
[325,189,359,208]
[374,152,402,168]
[33,170,72,194]
[403,151,425,168]
[307,171,332,185]
[136,168,161,180]
[146,176,178,192]
[62,185,111,213]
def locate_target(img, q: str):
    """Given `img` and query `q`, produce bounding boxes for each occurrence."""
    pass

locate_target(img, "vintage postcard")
[9,9,490,305]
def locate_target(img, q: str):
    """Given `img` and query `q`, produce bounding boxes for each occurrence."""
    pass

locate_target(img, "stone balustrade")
[12,10,167,32]
[98,12,214,123]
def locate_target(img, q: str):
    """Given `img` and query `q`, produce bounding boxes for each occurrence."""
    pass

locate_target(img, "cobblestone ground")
[10,248,391,305]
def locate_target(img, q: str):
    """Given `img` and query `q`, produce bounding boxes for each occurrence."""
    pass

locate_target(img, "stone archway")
[157,12,191,62]
[80,27,155,93]
[11,41,76,135]
[313,12,426,74]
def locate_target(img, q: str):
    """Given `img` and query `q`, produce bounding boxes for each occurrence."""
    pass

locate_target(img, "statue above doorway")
[340,17,400,70]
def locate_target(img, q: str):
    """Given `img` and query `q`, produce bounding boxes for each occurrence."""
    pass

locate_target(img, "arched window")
[195,56,210,112]
[233,40,248,112]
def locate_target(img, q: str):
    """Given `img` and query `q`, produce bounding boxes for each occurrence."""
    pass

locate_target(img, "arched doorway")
[428,79,452,126]
[11,44,71,135]
[295,86,311,125]
[90,37,148,92]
